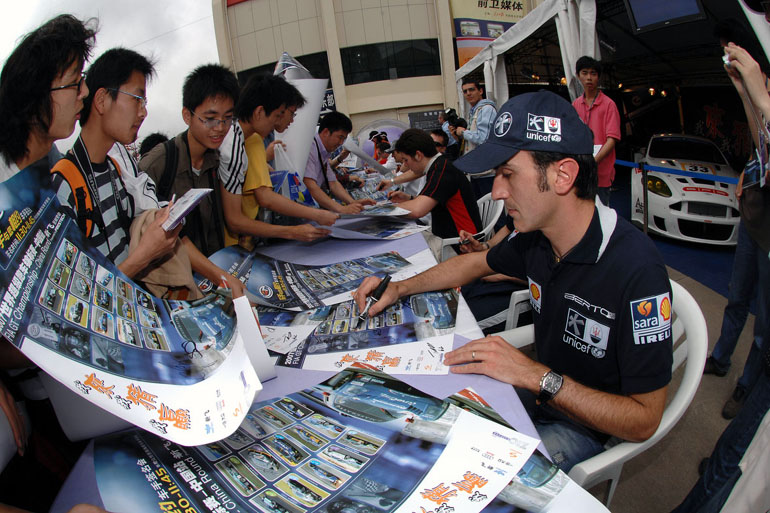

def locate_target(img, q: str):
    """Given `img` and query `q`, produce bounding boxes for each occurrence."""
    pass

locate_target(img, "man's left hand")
[354,198,376,206]
[444,336,547,390]
[455,127,466,138]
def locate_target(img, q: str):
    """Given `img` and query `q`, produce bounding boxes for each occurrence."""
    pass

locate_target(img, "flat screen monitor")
[623,0,706,33]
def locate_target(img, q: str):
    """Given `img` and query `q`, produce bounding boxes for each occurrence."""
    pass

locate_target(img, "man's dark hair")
[235,74,306,121]
[461,78,484,91]
[393,128,438,158]
[575,56,602,76]
[139,132,168,157]
[80,48,155,125]
[430,129,448,147]
[0,15,97,165]
[318,111,352,134]
[530,151,597,199]
[182,64,239,113]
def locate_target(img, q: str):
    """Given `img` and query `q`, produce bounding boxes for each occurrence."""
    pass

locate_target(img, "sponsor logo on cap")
[527,113,562,143]
[494,112,513,137]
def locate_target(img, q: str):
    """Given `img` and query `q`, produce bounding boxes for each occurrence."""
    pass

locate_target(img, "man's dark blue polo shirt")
[487,202,673,396]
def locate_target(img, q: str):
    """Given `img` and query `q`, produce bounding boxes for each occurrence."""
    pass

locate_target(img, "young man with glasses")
[0,15,95,181]
[140,64,240,257]
[51,48,242,298]
[219,74,336,248]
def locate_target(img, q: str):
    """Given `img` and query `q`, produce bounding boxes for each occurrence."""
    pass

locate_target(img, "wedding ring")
[472,351,476,360]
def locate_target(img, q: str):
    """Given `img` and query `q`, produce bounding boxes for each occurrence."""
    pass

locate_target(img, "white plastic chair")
[439,193,504,261]
[494,280,708,507]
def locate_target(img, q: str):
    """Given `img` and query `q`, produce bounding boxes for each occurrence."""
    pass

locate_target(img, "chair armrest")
[492,324,535,348]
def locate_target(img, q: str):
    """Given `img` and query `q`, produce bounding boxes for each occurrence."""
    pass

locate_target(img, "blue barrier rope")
[615,159,739,185]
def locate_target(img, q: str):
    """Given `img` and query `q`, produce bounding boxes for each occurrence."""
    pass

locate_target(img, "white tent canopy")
[454,0,598,116]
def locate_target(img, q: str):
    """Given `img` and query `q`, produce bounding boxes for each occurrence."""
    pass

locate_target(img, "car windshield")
[648,137,727,165]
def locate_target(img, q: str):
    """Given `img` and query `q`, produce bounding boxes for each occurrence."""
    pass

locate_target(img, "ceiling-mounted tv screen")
[623,0,706,33]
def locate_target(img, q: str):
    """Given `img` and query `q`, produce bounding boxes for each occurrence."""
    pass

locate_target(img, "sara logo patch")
[259,285,273,299]
[630,293,672,345]
[494,112,513,137]
[527,277,542,314]
[563,308,610,359]
[527,113,562,143]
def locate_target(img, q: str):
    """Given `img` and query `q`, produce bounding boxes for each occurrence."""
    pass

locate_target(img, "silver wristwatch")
[538,370,563,404]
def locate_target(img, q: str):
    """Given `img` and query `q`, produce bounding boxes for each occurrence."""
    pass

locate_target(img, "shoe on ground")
[698,457,709,476]
[722,386,747,419]
[703,356,727,377]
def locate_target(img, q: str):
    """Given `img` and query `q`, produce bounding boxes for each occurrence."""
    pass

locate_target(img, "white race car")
[631,134,740,245]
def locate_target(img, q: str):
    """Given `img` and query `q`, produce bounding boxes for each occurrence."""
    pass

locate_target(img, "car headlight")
[646,177,672,197]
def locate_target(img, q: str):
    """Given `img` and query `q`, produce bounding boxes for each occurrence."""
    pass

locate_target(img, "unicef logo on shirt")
[494,112,513,137]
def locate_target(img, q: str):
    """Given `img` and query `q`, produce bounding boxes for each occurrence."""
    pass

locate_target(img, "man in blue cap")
[353,90,673,472]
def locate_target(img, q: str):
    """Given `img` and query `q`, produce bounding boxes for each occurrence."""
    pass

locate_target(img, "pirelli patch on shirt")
[630,292,672,345]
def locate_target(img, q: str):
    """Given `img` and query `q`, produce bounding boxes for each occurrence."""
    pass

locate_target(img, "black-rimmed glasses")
[50,72,86,93]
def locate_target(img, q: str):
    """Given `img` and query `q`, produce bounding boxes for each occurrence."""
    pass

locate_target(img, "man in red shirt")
[572,56,621,206]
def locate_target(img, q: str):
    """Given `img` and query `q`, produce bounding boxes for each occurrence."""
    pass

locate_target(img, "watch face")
[543,372,562,394]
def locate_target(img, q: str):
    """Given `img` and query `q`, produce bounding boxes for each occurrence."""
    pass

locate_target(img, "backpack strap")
[51,157,96,238]
[156,139,178,201]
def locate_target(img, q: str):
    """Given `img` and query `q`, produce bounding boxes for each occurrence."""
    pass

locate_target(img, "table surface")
[50,231,539,513]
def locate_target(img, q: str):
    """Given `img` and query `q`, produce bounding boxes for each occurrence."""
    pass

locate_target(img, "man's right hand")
[352,276,402,317]
[313,209,339,226]
[339,203,364,214]
[291,224,331,242]
[377,179,395,191]
[387,191,410,203]
[458,229,484,253]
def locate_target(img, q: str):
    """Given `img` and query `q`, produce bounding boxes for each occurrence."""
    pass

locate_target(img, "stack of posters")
[0,165,259,445]
[92,368,607,512]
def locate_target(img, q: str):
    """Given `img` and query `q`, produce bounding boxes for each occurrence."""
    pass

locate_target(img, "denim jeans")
[671,370,770,513]
[711,221,769,391]
[517,389,605,474]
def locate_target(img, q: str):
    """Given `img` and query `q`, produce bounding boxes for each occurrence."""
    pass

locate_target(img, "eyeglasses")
[193,112,236,129]
[434,141,446,148]
[108,88,148,109]
[50,71,87,93]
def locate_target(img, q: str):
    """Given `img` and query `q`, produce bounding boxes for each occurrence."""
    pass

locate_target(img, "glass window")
[340,39,441,85]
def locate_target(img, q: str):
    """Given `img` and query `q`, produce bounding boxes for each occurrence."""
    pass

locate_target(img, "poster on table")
[258,289,458,375]
[338,204,411,218]
[328,218,429,241]
[201,246,414,311]
[92,368,607,513]
[0,164,259,445]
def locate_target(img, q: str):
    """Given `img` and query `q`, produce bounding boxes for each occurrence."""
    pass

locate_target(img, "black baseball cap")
[454,90,594,174]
